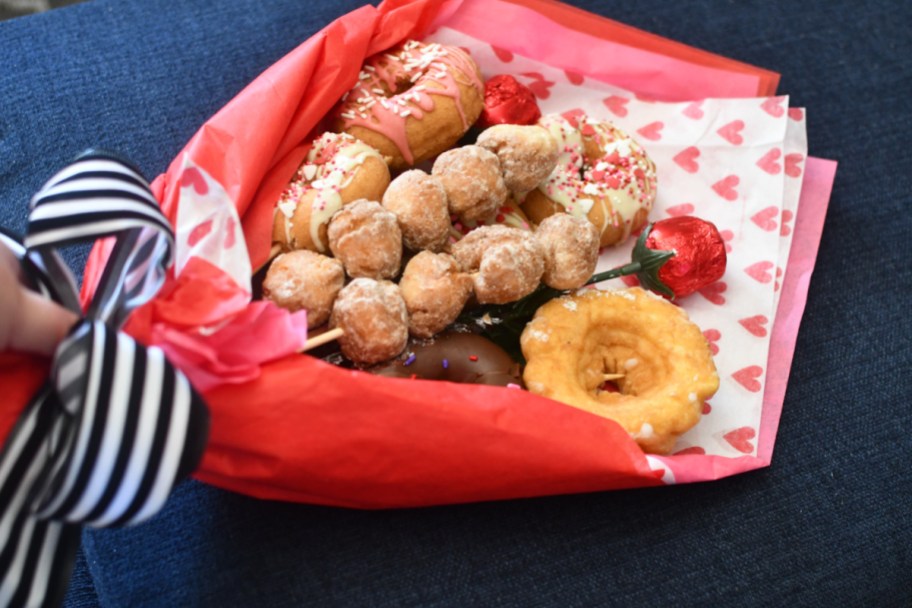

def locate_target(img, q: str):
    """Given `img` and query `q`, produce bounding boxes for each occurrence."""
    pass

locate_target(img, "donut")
[476,124,559,194]
[333,40,484,171]
[262,250,345,329]
[381,170,451,252]
[449,225,544,304]
[370,330,524,387]
[432,145,508,224]
[399,251,473,339]
[327,199,403,280]
[273,132,390,253]
[330,278,409,365]
[520,287,719,454]
[450,200,533,243]
[534,213,600,290]
[522,113,657,247]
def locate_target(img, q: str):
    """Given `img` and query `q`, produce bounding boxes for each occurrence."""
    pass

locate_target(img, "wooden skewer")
[299,327,345,353]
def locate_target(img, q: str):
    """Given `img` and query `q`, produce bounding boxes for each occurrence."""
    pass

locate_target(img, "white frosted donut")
[522,113,657,247]
[272,132,390,253]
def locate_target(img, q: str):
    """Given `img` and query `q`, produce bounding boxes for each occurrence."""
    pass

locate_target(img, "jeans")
[1,0,910,605]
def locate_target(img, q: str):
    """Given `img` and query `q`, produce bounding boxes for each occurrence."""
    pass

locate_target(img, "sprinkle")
[506,383,522,390]
[442,358,449,369]
[404,353,416,366]
[468,355,478,362]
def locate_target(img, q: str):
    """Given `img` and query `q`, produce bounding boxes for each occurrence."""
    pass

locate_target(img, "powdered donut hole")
[328,199,403,280]
[450,225,545,304]
[262,250,345,329]
[431,145,507,224]
[399,251,473,338]
[476,124,559,193]
[535,213,601,290]
[330,278,409,365]
[381,170,451,252]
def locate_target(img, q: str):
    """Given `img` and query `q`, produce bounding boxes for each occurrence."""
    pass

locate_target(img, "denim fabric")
[1,0,910,606]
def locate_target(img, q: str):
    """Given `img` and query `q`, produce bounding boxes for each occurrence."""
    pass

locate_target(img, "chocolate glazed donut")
[370,330,524,387]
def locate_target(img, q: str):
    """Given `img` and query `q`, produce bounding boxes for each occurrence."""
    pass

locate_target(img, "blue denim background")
[1,0,910,605]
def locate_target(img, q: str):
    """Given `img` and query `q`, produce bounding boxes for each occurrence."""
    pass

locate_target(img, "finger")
[8,287,79,357]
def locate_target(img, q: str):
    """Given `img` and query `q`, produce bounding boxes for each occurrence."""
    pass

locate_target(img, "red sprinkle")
[468,355,478,362]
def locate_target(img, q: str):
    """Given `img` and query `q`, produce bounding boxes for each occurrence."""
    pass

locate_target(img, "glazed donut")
[449,225,544,304]
[522,113,657,247]
[370,330,524,387]
[327,199,403,280]
[476,124,559,194]
[333,40,484,171]
[520,287,719,454]
[273,132,390,253]
[330,278,409,366]
[399,251,473,339]
[381,170,451,252]
[262,250,345,329]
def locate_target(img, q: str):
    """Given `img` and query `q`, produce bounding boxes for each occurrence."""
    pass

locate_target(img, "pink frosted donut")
[332,40,484,171]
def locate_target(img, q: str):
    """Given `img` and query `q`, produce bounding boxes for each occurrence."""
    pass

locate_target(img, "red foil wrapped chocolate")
[479,74,541,128]
[645,216,727,298]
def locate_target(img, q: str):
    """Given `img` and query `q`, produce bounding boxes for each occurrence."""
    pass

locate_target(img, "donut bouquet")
[38,0,833,507]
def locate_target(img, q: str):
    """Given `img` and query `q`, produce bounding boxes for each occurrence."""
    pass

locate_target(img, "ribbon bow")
[0,151,209,607]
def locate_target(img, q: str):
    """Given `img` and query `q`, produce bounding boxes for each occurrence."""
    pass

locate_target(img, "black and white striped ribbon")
[0,151,209,607]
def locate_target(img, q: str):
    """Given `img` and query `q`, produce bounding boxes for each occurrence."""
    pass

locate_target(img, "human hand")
[0,244,78,356]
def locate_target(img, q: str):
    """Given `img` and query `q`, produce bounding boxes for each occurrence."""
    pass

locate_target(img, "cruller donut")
[520,287,719,454]
[522,113,657,247]
[332,40,484,171]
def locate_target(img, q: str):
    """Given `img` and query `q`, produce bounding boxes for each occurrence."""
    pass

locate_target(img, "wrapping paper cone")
[3,0,831,509]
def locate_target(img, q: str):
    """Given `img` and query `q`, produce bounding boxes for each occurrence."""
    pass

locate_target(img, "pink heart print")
[602,95,629,117]
[745,261,774,283]
[785,153,804,177]
[224,215,237,249]
[491,45,514,63]
[682,100,704,120]
[780,210,794,236]
[761,96,786,118]
[702,402,712,415]
[666,203,696,217]
[636,121,664,141]
[187,218,213,247]
[698,281,727,305]
[738,315,769,337]
[711,175,739,201]
[788,107,804,121]
[702,328,721,355]
[751,206,779,231]
[732,366,764,393]
[723,426,757,452]
[620,274,639,287]
[717,120,745,145]
[180,166,209,195]
[519,72,553,99]
[564,70,584,85]
[674,446,706,455]
[672,146,700,173]
[756,148,782,175]
[719,229,734,253]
